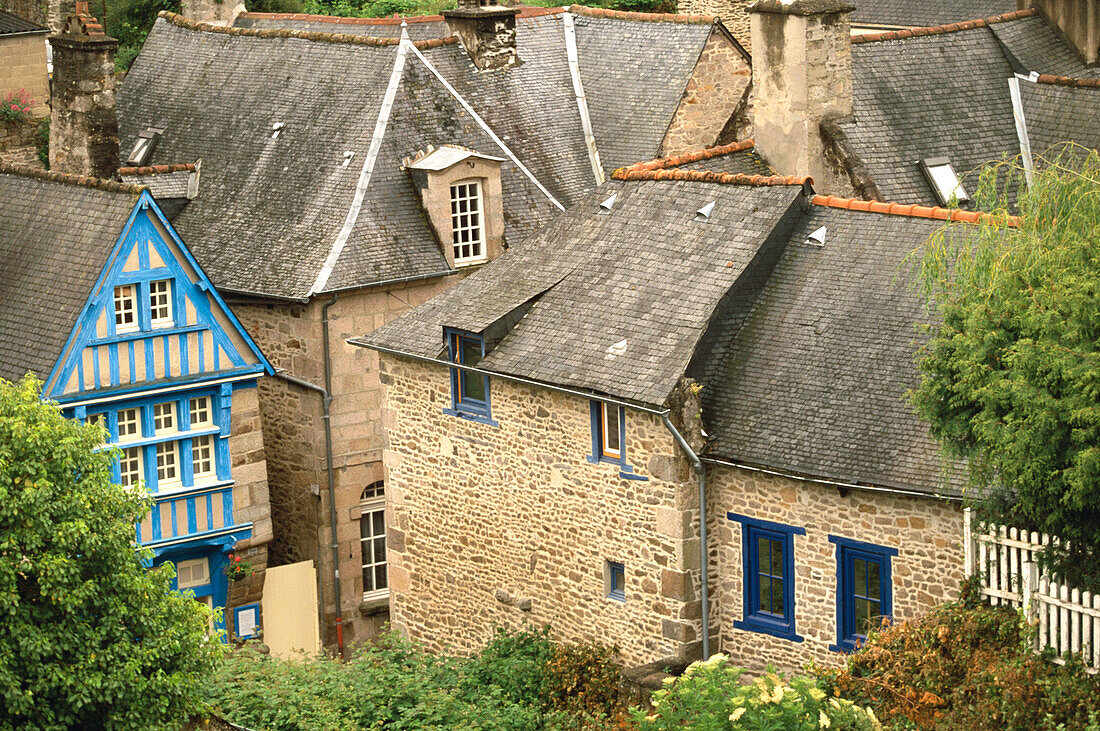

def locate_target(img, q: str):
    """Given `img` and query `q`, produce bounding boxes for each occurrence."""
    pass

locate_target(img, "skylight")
[126,127,163,166]
[919,157,969,206]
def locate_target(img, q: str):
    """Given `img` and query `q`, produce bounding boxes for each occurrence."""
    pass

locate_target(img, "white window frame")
[117,407,141,442]
[156,440,180,489]
[191,433,216,482]
[189,396,211,428]
[114,284,139,334]
[119,446,143,490]
[153,401,176,434]
[360,481,388,600]
[449,179,486,266]
[149,279,173,328]
[175,557,210,590]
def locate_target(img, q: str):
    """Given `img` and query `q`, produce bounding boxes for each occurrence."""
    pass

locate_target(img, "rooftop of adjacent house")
[0,165,146,384]
[1018,76,1100,162]
[850,0,1017,29]
[0,9,47,34]
[841,9,1100,208]
[117,7,733,302]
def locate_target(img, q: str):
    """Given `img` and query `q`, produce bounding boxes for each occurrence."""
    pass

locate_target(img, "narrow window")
[450,180,485,265]
[447,330,492,421]
[175,557,210,590]
[605,561,625,602]
[189,396,211,427]
[192,434,215,481]
[149,280,173,327]
[360,481,388,599]
[119,446,143,489]
[590,401,626,466]
[114,284,138,333]
[830,536,896,651]
[730,513,804,641]
[156,441,179,486]
[117,407,140,441]
[153,402,176,434]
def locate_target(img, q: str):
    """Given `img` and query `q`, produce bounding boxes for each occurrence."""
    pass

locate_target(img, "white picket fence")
[964,508,1100,672]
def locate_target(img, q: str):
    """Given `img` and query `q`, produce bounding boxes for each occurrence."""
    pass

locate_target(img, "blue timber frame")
[443,327,498,426]
[728,513,805,642]
[829,535,898,652]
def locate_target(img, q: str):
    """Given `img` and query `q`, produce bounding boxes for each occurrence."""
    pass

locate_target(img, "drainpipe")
[321,293,344,658]
[661,414,709,660]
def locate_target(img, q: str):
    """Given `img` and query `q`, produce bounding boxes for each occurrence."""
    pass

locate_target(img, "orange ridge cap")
[612,167,810,187]
[616,140,757,174]
[568,4,716,24]
[852,8,1035,43]
[0,163,147,195]
[117,163,196,175]
[159,11,459,47]
[811,194,1020,226]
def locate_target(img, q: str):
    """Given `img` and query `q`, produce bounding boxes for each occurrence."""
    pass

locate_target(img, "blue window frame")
[606,560,625,602]
[444,329,495,425]
[587,400,647,480]
[829,536,897,652]
[729,513,804,642]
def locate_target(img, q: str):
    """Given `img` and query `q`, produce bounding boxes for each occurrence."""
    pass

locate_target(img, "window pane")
[150,280,172,324]
[375,565,388,589]
[461,371,485,402]
[613,568,625,593]
[604,405,620,453]
[855,597,871,635]
[372,510,385,536]
[867,559,880,599]
[771,540,784,579]
[360,516,371,540]
[757,536,771,575]
[854,558,867,596]
[459,338,482,367]
[771,578,784,616]
[757,576,771,614]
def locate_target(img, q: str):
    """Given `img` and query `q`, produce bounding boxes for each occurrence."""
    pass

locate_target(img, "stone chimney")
[181,0,247,27]
[48,1,118,178]
[1018,0,1099,65]
[442,0,520,71]
[749,0,855,187]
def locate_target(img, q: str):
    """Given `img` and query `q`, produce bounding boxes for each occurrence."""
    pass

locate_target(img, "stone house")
[0,163,274,641]
[112,0,751,651]
[0,9,48,165]
[352,142,1016,672]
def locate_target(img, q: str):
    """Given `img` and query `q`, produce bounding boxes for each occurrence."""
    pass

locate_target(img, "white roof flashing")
[405,146,506,172]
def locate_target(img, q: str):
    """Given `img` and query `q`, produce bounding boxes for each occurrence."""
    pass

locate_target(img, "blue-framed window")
[729,513,804,642]
[444,329,495,425]
[829,536,897,652]
[605,560,625,602]
[587,400,647,480]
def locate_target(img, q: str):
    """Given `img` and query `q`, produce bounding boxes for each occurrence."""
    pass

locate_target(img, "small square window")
[189,396,211,428]
[192,434,215,480]
[114,284,138,333]
[153,402,175,434]
[119,446,143,489]
[149,280,173,327]
[175,557,210,590]
[117,407,140,442]
[450,180,486,265]
[730,513,804,641]
[605,561,625,602]
[156,441,179,486]
[446,330,492,422]
[830,536,897,651]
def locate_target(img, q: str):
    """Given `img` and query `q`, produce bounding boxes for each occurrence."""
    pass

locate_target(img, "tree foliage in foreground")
[0,375,221,730]
[911,147,1100,589]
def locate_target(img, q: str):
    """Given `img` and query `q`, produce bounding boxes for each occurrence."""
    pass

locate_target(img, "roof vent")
[806,225,827,247]
[597,193,617,215]
[342,151,355,168]
[126,127,164,167]
[271,122,285,140]
[693,201,716,222]
[918,157,969,206]
[604,339,628,359]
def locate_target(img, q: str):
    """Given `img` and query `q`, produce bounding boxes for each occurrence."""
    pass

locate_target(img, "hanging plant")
[224,553,253,582]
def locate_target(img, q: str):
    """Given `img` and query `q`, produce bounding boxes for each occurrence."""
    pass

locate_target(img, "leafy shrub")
[632,654,880,731]
[1,89,34,124]
[815,583,1100,730]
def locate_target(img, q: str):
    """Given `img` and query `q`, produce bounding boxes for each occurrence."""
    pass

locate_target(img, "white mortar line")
[1009,74,1036,188]
[562,10,605,185]
[309,29,410,296]
[405,40,566,211]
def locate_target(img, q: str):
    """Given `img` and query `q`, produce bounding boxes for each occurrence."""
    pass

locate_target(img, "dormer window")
[114,284,138,333]
[450,180,485,265]
[919,157,969,206]
[149,279,173,327]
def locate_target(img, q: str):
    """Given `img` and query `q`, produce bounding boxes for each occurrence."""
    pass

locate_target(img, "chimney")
[48,1,119,178]
[442,0,520,71]
[180,0,248,26]
[1018,0,1099,65]
[749,0,855,187]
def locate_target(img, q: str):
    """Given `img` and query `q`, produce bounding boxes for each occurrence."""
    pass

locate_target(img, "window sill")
[606,592,626,603]
[454,258,488,268]
[734,617,803,643]
[442,407,498,428]
[360,592,391,616]
[586,455,648,481]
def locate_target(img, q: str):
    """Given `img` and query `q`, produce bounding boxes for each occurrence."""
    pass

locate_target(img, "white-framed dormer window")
[119,446,143,489]
[149,279,173,327]
[117,407,141,442]
[450,180,485,265]
[156,441,179,487]
[192,434,215,482]
[189,396,211,428]
[175,557,210,590]
[360,480,388,599]
[114,284,138,334]
[153,402,176,434]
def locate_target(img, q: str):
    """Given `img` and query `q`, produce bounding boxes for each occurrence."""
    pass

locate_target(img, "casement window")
[191,434,216,481]
[149,279,173,327]
[605,561,626,602]
[119,446,144,489]
[593,401,623,463]
[446,330,493,423]
[729,513,805,641]
[360,481,388,599]
[156,440,179,487]
[114,284,138,333]
[175,557,210,590]
[830,536,897,651]
[153,401,176,434]
[450,180,485,265]
[189,396,211,428]
[117,407,141,441]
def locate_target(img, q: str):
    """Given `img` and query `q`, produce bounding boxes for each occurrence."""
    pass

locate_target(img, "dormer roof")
[403,145,505,172]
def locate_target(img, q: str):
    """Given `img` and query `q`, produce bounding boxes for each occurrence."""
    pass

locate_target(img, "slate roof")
[990,15,1100,78]
[850,0,1016,28]
[355,177,806,406]
[1018,76,1100,167]
[0,167,144,383]
[0,9,47,34]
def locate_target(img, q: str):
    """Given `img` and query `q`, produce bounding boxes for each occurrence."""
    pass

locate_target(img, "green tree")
[911,147,1100,590]
[0,375,222,730]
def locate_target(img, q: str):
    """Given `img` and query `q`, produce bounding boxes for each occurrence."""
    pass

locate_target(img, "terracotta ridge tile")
[568,4,716,24]
[0,163,147,195]
[117,163,196,175]
[851,8,1035,43]
[159,11,459,47]
[615,140,757,173]
[811,194,1019,226]
[613,167,810,187]
[1033,74,1100,88]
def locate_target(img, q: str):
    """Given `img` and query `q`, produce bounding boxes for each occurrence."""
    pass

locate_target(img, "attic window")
[126,127,163,166]
[919,158,969,206]
[694,201,716,223]
[597,193,617,215]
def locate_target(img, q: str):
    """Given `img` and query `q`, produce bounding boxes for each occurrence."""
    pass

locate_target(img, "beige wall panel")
[262,560,321,659]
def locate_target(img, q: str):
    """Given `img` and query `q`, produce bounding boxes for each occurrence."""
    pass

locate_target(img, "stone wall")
[661,28,752,157]
[0,118,42,167]
[0,33,49,115]
[180,0,245,26]
[378,354,702,667]
[708,463,966,674]
[676,0,754,49]
[0,0,48,26]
